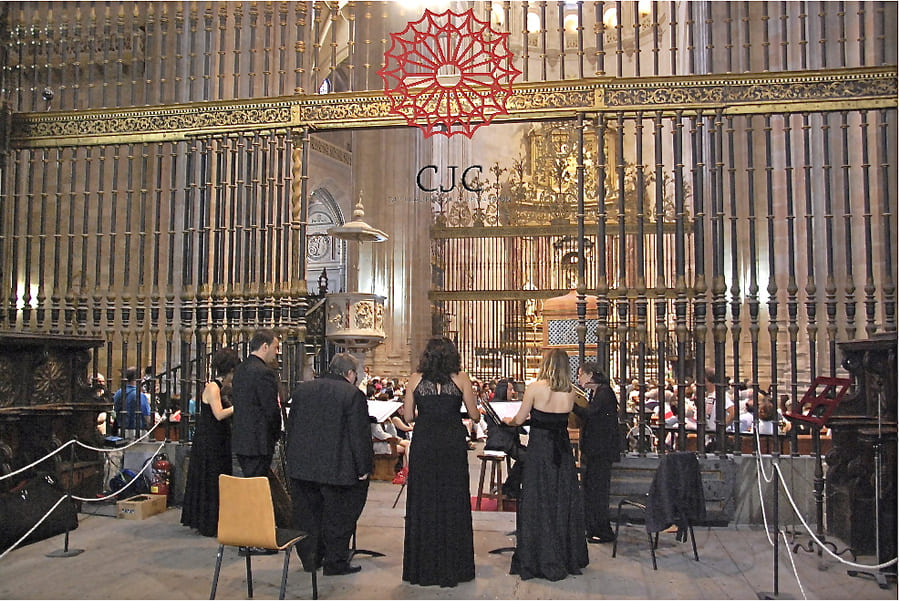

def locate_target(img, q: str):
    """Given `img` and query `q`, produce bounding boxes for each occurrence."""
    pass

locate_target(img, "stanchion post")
[46,442,84,558]
[773,440,780,596]
[758,430,789,599]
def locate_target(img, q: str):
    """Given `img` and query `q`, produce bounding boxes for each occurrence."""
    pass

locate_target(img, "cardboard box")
[117,494,167,520]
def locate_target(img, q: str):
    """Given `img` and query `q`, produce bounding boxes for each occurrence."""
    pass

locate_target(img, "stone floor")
[0,443,895,600]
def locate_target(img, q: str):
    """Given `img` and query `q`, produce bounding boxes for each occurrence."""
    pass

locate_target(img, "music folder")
[484,400,522,422]
[368,400,403,423]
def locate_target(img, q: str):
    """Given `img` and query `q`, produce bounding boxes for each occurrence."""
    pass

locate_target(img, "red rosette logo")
[378,9,521,139]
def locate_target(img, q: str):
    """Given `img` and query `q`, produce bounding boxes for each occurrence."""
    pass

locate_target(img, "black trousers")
[291,478,369,572]
[236,454,272,478]
[582,453,614,537]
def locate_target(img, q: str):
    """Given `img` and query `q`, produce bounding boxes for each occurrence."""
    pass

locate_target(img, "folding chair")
[612,451,706,570]
[210,475,318,600]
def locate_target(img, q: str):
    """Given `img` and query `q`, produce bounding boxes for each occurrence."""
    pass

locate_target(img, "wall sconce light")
[602,2,658,45]
[563,13,579,33]
[602,7,618,29]
[491,1,504,27]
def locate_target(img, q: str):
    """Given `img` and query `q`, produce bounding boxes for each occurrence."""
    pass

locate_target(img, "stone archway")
[306,188,346,294]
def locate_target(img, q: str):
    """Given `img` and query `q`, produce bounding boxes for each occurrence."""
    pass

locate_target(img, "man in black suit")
[573,361,620,543]
[231,329,282,478]
[285,353,373,576]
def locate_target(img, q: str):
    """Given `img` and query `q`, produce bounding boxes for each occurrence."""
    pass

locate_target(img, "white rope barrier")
[0,494,68,561]
[71,441,166,503]
[0,435,168,563]
[754,452,776,547]
[781,528,809,600]
[0,440,76,481]
[753,429,776,483]
[0,419,167,482]
[774,461,898,570]
[751,430,896,596]
[75,419,165,453]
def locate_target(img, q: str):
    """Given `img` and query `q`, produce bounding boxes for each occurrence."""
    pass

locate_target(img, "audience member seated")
[737,388,756,433]
[755,393,781,436]
[372,419,409,482]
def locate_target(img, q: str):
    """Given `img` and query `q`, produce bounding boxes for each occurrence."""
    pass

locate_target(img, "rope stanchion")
[757,428,786,600]
[0,427,167,563]
[774,462,898,571]
[0,495,68,562]
[45,443,84,558]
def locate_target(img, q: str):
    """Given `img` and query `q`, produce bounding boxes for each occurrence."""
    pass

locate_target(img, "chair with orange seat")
[210,475,317,600]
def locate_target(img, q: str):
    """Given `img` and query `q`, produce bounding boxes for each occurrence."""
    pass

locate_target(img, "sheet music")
[368,400,403,423]
[488,401,522,421]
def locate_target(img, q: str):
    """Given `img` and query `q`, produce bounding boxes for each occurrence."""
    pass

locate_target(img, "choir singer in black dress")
[181,347,238,537]
[402,337,480,587]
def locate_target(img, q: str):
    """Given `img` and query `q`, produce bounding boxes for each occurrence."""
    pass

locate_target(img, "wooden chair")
[210,475,317,600]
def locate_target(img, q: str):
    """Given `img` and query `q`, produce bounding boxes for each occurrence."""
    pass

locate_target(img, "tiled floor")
[0,443,895,600]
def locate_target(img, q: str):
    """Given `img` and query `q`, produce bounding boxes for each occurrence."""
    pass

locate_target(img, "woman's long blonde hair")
[537,349,572,392]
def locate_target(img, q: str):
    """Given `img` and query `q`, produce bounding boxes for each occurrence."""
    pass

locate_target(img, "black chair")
[612,451,706,570]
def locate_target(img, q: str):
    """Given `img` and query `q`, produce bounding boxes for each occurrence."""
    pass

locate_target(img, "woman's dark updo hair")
[211,347,240,376]
[416,336,461,385]
[579,361,610,386]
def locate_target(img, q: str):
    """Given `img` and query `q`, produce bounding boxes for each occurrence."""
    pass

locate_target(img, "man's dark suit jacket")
[572,383,619,461]
[285,373,374,487]
[231,354,282,458]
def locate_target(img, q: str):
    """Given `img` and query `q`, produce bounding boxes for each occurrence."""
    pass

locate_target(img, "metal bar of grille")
[782,114,801,410]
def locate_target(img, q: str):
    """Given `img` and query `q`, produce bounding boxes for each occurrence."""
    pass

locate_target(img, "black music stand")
[783,376,853,560]
[350,526,385,560]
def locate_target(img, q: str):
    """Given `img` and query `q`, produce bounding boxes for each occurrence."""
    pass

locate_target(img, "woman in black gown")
[181,348,239,536]
[402,337,481,587]
[503,348,589,581]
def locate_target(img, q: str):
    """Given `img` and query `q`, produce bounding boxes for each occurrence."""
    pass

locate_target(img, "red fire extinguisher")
[150,453,171,498]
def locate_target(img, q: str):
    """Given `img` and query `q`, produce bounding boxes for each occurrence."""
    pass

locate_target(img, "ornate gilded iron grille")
[429,104,898,455]
[0,130,306,414]
[0,2,895,457]
[3,2,894,112]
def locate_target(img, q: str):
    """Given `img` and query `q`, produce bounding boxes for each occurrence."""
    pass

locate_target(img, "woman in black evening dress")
[504,349,589,581]
[181,348,240,537]
[402,337,481,587]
